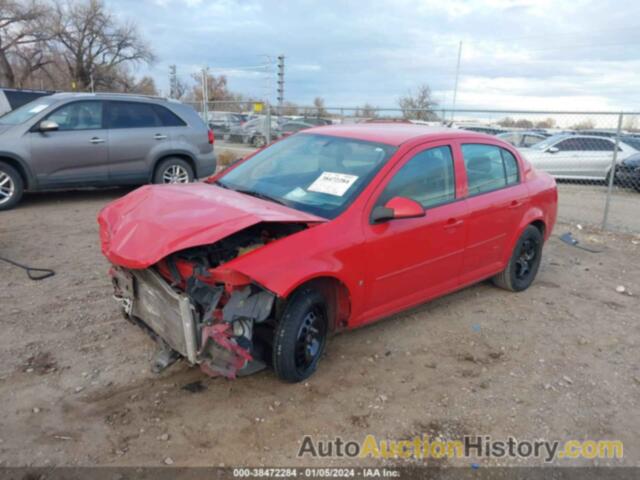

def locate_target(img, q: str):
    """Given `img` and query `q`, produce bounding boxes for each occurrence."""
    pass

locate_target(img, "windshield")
[530,134,567,150]
[0,96,56,125]
[217,133,397,219]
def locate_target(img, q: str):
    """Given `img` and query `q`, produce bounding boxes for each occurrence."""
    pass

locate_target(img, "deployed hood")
[98,183,326,269]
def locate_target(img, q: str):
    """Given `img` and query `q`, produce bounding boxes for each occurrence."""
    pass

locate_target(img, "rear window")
[462,144,520,195]
[152,105,186,127]
[107,101,161,128]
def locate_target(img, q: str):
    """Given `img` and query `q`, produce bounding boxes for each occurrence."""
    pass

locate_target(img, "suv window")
[462,144,519,195]
[152,105,186,127]
[46,101,103,130]
[107,101,161,128]
[378,146,455,209]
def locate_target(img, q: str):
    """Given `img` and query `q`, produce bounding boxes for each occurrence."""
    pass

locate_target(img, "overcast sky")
[110,0,640,112]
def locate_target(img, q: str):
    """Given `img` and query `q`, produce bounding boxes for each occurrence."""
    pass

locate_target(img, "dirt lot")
[1,188,639,468]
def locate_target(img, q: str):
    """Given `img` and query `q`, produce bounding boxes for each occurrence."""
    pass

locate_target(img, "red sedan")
[98,124,557,382]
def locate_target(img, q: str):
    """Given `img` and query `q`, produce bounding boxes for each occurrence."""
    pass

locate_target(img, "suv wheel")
[0,161,24,211]
[153,158,195,184]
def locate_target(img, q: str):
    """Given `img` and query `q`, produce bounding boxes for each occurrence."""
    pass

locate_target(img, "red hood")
[98,183,326,269]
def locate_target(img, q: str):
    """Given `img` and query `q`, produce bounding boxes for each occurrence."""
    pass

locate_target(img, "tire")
[273,288,328,383]
[492,225,543,292]
[252,135,266,148]
[0,161,24,211]
[152,157,195,184]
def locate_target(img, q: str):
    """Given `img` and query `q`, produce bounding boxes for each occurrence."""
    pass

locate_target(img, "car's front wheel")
[0,161,24,211]
[493,225,543,292]
[273,288,328,382]
[153,158,195,184]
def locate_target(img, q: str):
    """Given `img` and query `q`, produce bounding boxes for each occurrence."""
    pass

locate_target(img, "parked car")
[458,125,507,135]
[0,87,54,116]
[0,92,215,210]
[614,153,640,191]
[520,134,636,181]
[228,116,279,146]
[207,111,244,137]
[99,125,557,382]
[497,131,549,148]
[277,120,314,137]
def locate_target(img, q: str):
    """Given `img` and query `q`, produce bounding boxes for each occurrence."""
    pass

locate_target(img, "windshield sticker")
[307,172,358,197]
[28,104,48,114]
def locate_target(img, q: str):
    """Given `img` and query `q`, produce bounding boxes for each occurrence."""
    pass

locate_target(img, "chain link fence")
[191,101,640,234]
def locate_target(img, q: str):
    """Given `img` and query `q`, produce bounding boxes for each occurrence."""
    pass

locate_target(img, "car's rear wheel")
[0,161,24,211]
[252,135,266,148]
[492,225,543,292]
[273,288,328,383]
[153,158,195,184]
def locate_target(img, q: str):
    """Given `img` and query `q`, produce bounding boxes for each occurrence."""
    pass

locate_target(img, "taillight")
[208,129,215,145]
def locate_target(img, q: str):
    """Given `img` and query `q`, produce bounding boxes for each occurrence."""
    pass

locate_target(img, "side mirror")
[38,120,59,132]
[547,146,559,153]
[371,196,425,223]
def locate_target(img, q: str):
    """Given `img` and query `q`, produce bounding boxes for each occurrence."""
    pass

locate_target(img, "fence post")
[601,112,624,230]
[265,101,272,144]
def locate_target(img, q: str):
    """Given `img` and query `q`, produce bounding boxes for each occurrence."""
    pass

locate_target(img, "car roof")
[50,92,173,104]
[303,123,491,146]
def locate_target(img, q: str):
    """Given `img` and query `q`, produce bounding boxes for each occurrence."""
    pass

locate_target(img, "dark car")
[615,153,640,191]
[0,93,215,210]
[0,88,55,116]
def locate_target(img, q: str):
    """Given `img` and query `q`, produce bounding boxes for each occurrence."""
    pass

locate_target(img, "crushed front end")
[109,223,306,379]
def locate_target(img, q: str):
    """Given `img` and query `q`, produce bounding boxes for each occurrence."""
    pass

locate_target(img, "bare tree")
[0,0,51,87]
[49,0,154,90]
[398,85,438,121]
[312,96,327,117]
[281,101,299,116]
[357,103,378,118]
[571,119,595,130]
[188,71,230,103]
[535,118,556,129]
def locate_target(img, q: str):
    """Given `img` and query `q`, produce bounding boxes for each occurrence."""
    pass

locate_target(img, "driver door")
[359,143,469,325]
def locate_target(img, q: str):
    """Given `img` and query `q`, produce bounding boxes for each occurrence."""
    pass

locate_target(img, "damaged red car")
[98,124,557,382]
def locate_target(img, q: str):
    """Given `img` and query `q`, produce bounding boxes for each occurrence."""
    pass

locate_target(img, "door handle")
[90,137,105,144]
[154,134,168,140]
[444,218,464,229]
[508,200,523,209]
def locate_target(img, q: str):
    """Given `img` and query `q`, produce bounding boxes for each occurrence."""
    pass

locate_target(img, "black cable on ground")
[0,255,55,280]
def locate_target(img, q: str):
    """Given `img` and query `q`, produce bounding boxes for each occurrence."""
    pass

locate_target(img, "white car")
[520,134,637,181]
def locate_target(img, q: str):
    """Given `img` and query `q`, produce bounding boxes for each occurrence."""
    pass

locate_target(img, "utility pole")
[451,41,462,122]
[277,55,285,117]
[169,64,177,98]
[201,66,209,122]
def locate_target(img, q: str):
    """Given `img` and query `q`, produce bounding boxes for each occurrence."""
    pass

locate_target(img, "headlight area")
[110,255,277,379]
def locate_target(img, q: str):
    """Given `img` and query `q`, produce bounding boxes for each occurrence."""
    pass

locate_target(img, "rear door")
[458,142,529,283]
[106,101,173,184]
[29,100,109,187]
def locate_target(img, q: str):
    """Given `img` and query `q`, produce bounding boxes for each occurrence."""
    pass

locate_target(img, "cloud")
[112,0,640,111]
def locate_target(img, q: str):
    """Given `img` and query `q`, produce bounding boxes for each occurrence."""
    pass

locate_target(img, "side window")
[462,144,519,195]
[588,138,614,151]
[555,138,582,151]
[152,105,186,127]
[377,146,455,209]
[107,102,161,128]
[46,101,103,131]
[501,149,519,185]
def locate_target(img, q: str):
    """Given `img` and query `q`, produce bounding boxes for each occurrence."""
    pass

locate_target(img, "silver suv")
[0,92,216,210]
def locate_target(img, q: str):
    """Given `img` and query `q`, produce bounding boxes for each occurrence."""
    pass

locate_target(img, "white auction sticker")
[307,172,358,197]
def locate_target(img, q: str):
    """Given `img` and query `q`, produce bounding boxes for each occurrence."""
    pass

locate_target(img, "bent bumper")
[195,150,217,178]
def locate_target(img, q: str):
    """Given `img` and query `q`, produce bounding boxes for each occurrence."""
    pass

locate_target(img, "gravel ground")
[0,187,639,468]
